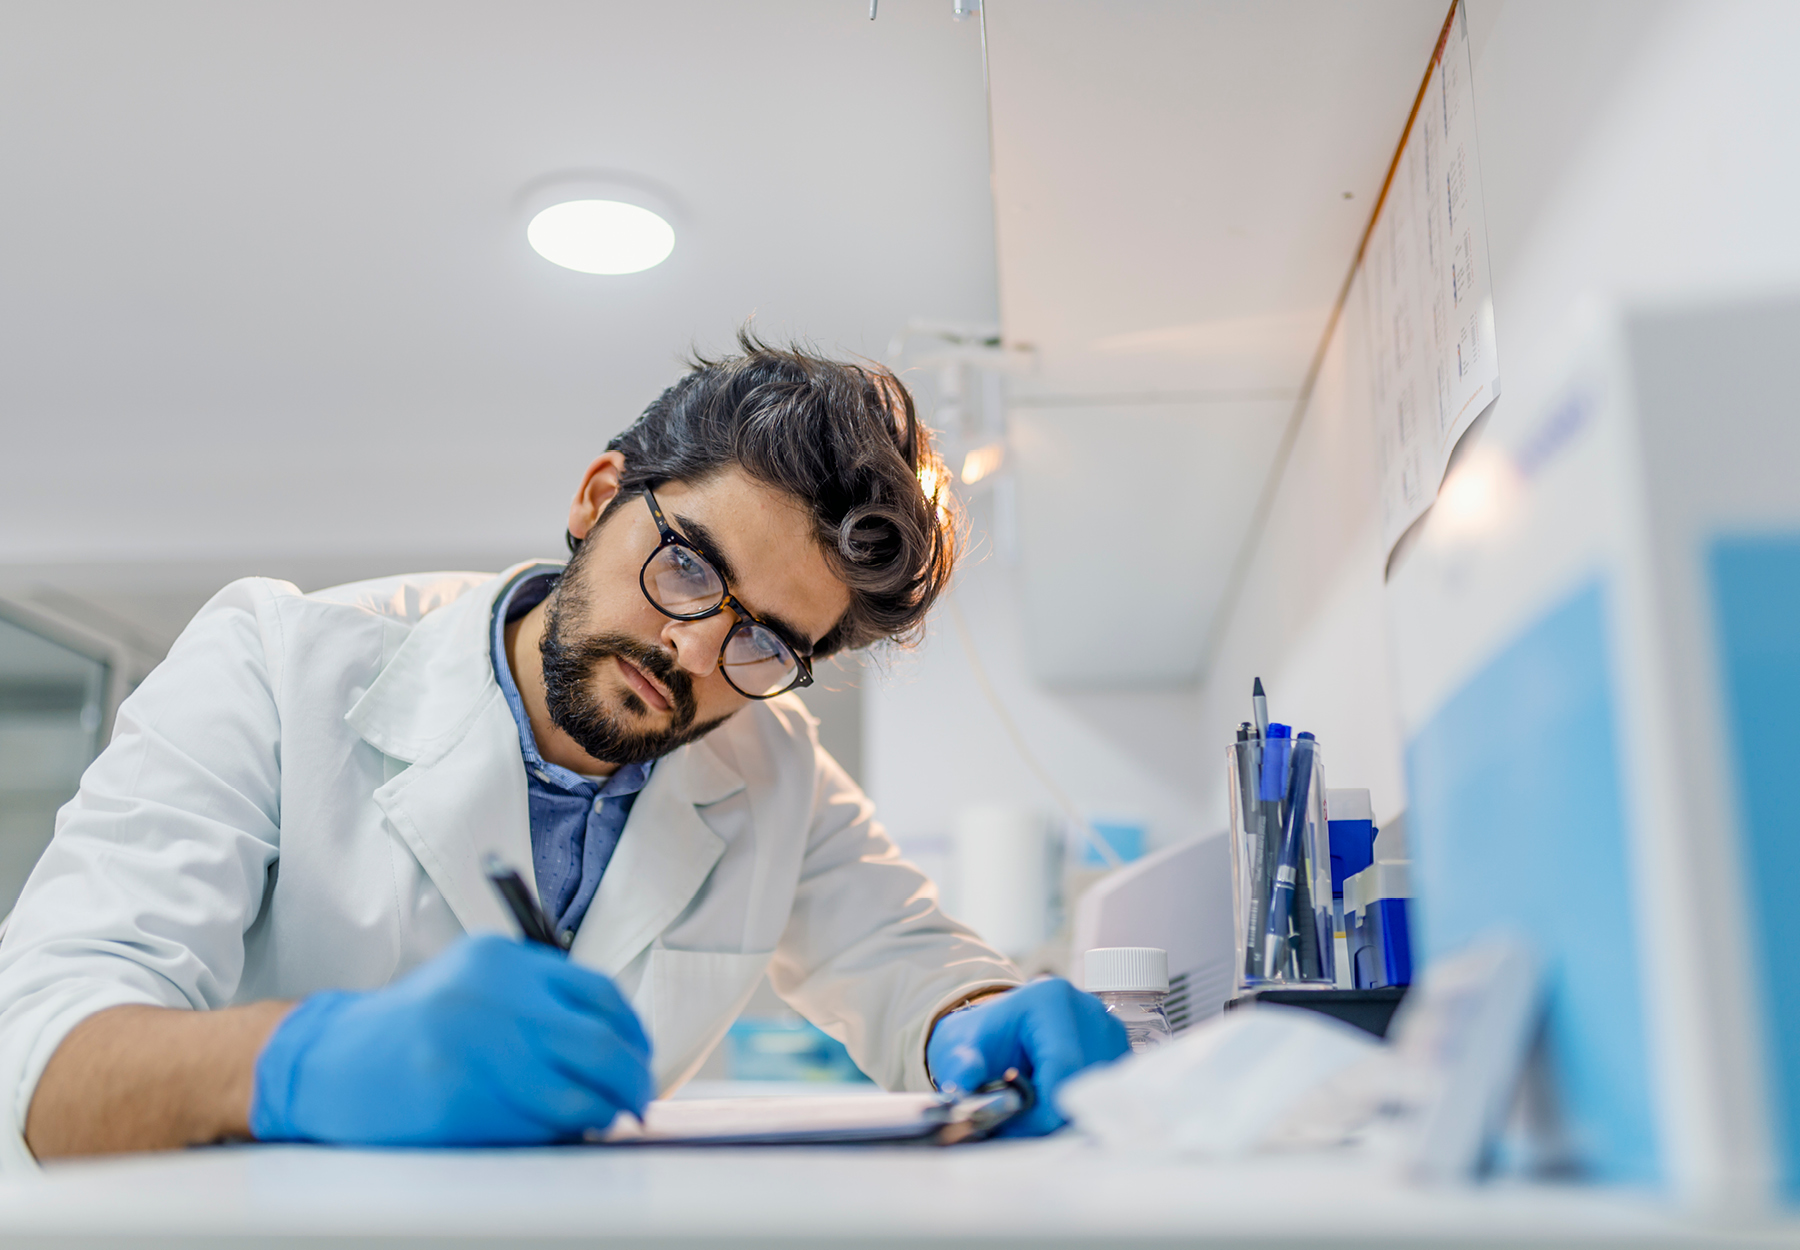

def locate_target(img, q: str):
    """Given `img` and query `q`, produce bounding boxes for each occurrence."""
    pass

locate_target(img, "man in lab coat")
[0,334,1126,1165]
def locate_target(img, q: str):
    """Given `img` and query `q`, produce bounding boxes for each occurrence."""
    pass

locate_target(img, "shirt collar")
[490,568,654,798]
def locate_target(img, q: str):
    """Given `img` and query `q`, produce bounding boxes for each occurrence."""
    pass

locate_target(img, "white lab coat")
[0,565,1019,1169]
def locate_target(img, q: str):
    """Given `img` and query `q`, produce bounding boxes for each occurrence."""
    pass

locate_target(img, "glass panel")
[0,615,107,915]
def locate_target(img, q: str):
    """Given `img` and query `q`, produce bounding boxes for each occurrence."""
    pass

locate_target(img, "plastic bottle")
[1083,947,1173,1053]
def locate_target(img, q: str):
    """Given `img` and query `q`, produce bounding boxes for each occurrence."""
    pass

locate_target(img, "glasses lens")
[722,623,800,698]
[645,543,725,618]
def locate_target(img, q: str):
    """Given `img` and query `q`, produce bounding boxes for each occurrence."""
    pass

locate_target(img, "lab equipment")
[1071,831,1236,1033]
[1326,791,1377,891]
[1327,789,1377,989]
[1343,858,1413,989]
[1227,690,1335,989]
[926,978,1128,1136]
[951,803,1056,962]
[250,934,652,1145]
[1387,297,1800,1198]
[1084,947,1174,1052]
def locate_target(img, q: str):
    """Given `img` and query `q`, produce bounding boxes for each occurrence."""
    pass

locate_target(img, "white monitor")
[1070,832,1236,1032]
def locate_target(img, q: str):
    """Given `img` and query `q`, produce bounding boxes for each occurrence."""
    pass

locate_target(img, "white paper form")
[604,1093,947,1144]
[1363,2,1499,555]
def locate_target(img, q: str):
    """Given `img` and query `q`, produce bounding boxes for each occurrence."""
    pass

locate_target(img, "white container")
[1084,947,1173,1053]
[951,804,1054,962]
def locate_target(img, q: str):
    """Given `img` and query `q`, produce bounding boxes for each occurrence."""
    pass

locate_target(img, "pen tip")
[1253,677,1265,696]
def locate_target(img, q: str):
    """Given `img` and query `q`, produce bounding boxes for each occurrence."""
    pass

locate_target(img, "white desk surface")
[1,1135,1796,1249]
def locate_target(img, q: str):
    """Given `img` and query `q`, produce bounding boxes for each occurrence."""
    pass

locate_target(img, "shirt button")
[593,796,606,812]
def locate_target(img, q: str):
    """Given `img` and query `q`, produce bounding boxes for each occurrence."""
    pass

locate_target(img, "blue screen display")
[1406,578,1660,1186]
[1711,535,1800,1202]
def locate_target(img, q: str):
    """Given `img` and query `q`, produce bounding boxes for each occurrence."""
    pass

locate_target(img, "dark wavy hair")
[577,328,958,658]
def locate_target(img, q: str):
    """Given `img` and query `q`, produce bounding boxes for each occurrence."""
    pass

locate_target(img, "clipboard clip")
[934,1067,1034,1144]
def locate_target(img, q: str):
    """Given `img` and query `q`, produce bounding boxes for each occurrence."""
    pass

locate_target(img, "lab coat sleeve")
[766,718,1021,1093]
[0,578,289,1171]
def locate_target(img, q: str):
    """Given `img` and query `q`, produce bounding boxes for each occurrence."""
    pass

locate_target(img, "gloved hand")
[250,933,652,1145]
[926,979,1128,1137]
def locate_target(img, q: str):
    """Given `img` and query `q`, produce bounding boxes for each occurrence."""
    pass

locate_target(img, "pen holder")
[1227,738,1335,990]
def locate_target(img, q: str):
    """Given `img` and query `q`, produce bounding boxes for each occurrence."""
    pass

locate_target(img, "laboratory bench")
[0,1135,1795,1249]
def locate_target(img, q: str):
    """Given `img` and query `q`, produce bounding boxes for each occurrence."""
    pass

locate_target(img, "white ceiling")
[982,0,1451,684]
[0,1,998,614]
[2,0,1457,684]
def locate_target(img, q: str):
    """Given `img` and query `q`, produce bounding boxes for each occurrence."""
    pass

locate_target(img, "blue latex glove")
[926,979,1128,1136]
[250,934,652,1145]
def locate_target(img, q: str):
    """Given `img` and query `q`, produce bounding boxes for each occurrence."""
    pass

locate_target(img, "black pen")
[483,853,568,951]
[484,855,643,1136]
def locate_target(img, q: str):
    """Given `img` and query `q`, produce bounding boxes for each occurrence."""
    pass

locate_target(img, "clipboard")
[599,1073,1032,1147]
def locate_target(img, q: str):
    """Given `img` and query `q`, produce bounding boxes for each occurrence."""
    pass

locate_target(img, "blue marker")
[1264,731,1317,978]
[1258,723,1291,803]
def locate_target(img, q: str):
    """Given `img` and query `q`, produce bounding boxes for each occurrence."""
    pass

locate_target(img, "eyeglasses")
[637,487,815,700]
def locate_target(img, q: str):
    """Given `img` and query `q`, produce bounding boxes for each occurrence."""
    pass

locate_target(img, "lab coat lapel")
[370,696,532,935]
[571,736,745,977]
[347,563,558,935]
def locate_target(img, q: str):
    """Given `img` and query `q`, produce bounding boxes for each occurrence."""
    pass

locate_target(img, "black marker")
[483,853,568,951]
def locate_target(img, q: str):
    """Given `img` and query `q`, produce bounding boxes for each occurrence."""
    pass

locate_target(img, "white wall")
[1195,0,1800,831]
[1192,309,1407,830]
[863,491,1208,884]
[868,0,1800,914]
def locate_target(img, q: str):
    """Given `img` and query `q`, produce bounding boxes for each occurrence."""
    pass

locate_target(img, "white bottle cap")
[1084,947,1169,993]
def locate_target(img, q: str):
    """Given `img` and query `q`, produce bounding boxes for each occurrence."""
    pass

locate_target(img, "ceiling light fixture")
[527,199,676,275]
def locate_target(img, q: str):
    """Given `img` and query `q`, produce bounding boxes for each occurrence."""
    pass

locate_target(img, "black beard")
[538,578,727,767]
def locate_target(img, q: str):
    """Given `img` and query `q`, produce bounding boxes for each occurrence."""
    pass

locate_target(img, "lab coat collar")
[345,564,551,767]
[344,562,747,953]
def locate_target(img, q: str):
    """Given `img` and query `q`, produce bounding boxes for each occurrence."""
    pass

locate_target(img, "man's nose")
[663,613,734,678]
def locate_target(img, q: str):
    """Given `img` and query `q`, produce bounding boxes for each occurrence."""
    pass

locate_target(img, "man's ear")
[568,451,628,543]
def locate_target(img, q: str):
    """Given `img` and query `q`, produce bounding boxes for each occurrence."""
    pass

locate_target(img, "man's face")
[539,466,852,766]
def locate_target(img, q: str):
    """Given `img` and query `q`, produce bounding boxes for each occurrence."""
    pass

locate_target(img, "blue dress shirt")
[491,570,654,945]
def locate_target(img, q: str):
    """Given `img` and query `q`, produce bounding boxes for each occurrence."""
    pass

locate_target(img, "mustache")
[542,630,699,728]
[535,562,730,768]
